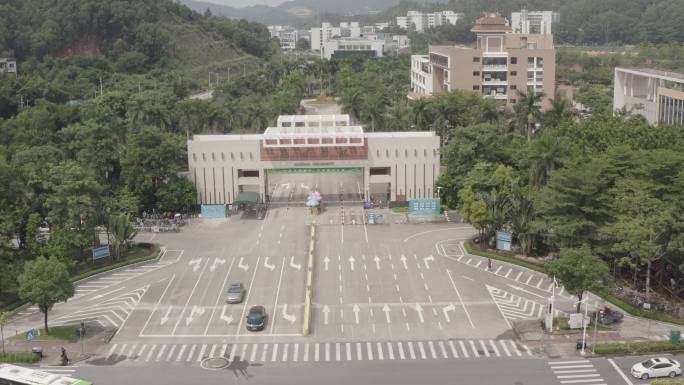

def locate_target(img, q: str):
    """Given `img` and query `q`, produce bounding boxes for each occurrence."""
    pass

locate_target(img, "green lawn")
[10,324,80,343]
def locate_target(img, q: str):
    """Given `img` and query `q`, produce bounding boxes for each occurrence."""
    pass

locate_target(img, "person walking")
[487,258,492,271]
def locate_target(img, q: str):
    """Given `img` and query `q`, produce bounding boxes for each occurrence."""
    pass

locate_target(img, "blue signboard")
[201,204,227,219]
[496,231,512,251]
[408,199,441,215]
[92,246,110,261]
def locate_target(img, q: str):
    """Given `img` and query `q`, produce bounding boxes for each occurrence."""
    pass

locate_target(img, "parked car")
[226,283,245,304]
[596,306,624,325]
[246,306,266,331]
[631,357,681,380]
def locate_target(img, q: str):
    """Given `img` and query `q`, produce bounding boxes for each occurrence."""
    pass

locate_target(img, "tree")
[18,256,74,334]
[156,177,196,213]
[525,133,568,188]
[545,246,613,313]
[0,311,8,354]
[109,214,136,260]
[514,90,544,143]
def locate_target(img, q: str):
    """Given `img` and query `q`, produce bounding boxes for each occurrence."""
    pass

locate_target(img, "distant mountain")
[178,0,403,25]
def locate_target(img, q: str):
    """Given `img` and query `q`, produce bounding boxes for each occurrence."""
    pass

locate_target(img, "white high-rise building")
[397,11,463,32]
[268,26,299,51]
[510,10,558,34]
[310,22,342,51]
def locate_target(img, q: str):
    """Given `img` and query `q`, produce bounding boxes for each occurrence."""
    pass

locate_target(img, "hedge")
[1,244,161,313]
[652,380,684,385]
[0,352,40,363]
[594,340,684,355]
[464,241,684,327]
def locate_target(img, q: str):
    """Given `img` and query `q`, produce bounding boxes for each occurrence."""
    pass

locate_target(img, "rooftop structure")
[396,11,463,33]
[614,67,684,127]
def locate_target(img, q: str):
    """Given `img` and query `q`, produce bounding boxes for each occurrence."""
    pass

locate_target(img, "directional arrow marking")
[423,255,435,269]
[442,304,456,322]
[352,304,360,324]
[382,304,391,324]
[322,305,330,325]
[188,258,202,272]
[324,256,330,271]
[289,256,302,271]
[263,257,276,271]
[238,257,249,271]
[400,255,408,270]
[415,303,424,323]
[373,256,380,270]
[210,258,225,272]
[185,306,205,326]
[349,256,355,271]
[160,307,172,326]
[282,304,296,324]
[219,304,233,325]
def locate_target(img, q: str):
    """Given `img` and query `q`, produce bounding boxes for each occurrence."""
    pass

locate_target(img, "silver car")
[226,283,245,304]
[631,357,681,380]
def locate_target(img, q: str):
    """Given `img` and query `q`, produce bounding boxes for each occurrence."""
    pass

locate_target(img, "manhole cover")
[201,357,230,370]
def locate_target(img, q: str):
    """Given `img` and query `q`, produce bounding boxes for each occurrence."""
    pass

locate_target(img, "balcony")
[482,64,508,71]
[482,79,508,86]
[483,51,508,57]
[483,94,507,100]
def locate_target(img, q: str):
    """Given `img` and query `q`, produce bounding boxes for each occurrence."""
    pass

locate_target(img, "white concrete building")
[392,35,411,51]
[268,26,299,51]
[320,38,397,60]
[614,67,684,127]
[0,58,16,74]
[186,114,440,204]
[409,55,432,97]
[340,22,362,38]
[397,11,463,32]
[310,23,342,51]
[511,10,558,35]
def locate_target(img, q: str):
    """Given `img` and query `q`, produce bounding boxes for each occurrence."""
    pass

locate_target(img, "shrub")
[0,352,40,363]
[594,340,684,355]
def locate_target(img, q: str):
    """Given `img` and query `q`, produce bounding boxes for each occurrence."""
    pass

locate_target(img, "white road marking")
[271,343,279,362]
[176,344,187,361]
[261,344,268,362]
[461,275,474,281]
[346,343,352,361]
[428,341,437,358]
[270,256,286,333]
[479,340,490,357]
[145,344,156,362]
[438,341,448,358]
[356,343,362,360]
[281,344,288,362]
[449,340,459,358]
[417,342,427,359]
[499,340,511,356]
[376,342,384,360]
[156,344,166,361]
[366,342,373,360]
[407,342,416,360]
[197,344,207,361]
[325,343,330,361]
[314,343,320,361]
[468,340,479,357]
[387,342,395,360]
[397,342,406,360]
[220,344,228,358]
[489,340,500,357]
[446,270,475,329]
[172,260,210,334]
[229,344,237,360]
[105,344,118,360]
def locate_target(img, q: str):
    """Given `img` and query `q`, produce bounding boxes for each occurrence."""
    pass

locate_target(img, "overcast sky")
[203,0,287,7]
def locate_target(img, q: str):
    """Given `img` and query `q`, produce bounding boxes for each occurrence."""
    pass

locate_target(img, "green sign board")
[269,167,362,174]
[408,199,441,215]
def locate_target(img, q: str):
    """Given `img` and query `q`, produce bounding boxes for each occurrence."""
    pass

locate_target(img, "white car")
[631,357,681,380]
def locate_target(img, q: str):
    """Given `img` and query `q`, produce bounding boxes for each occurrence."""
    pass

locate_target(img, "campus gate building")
[186,115,440,205]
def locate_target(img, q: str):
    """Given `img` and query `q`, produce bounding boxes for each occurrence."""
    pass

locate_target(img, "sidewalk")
[3,324,114,366]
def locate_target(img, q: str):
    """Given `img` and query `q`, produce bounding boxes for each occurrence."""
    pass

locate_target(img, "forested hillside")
[0,0,321,309]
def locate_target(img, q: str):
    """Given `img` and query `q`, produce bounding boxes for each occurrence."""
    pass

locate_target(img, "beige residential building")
[412,14,556,110]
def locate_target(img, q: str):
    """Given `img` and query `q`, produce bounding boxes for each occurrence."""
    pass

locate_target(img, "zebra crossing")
[102,339,534,365]
[486,285,565,327]
[53,285,149,328]
[548,359,606,385]
[72,261,170,299]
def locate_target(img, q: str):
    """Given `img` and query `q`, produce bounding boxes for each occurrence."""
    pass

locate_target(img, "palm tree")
[410,97,432,130]
[341,89,364,124]
[509,181,535,256]
[109,214,136,260]
[480,189,510,247]
[526,133,566,188]
[514,90,545,142]
[362,94,389,132]
[544,98,573,128]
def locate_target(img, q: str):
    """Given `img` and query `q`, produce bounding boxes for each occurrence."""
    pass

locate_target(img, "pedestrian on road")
[487,258,492,271]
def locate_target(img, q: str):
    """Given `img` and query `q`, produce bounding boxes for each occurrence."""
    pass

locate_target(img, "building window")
[510,99,517,104]
[212,153,215,161]
[424,149,427,157]
[537,57,544,68]
[230,152,234,160]
[405,149,408,157]
[510,85,517,90]
[240,152,244,160]
[510,57,517,65]
[386,149,390,157]
[510,71,517,76]
[396,149,399,157]
[473,57,480,62]
[473,71,480,76]
[249,152,253,160]
[473,85,480,90]
[414,149,418,157]
[528,57,535,66]
[377,150,380,158]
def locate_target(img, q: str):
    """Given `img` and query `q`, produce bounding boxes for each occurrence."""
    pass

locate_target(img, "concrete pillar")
[364,167,370,201]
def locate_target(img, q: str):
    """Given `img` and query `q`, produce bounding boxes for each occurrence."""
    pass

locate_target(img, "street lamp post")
[574,297,590,355]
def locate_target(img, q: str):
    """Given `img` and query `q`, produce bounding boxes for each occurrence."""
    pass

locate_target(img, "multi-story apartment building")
[412,13,556,110]
[0,58,17,74]
[310,23,342,51]
[410,55,433,97]
[614,68,684,127]
[267,26,299,51]
[511,10,559,35]
[397,11,463,32]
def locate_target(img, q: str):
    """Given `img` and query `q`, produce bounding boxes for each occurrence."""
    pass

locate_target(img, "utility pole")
[227,67,230,82]
[243,63,246,76]
[99,76,103,96]
[209,72,212,89]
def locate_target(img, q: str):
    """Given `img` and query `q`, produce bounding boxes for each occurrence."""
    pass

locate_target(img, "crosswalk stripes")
[102,339,534,365]
[548,360,606,385]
